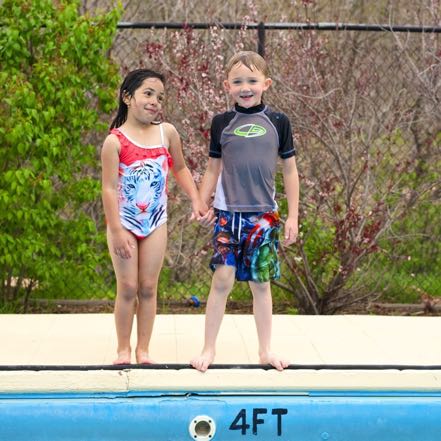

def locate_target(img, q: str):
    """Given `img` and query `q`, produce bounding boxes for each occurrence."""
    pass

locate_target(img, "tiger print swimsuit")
[111,125,172,239]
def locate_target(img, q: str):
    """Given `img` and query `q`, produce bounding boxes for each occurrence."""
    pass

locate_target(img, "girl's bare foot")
[113,349,131,365]
[190,349,215,372]
[136,351,155,364]
[259,352,290,371]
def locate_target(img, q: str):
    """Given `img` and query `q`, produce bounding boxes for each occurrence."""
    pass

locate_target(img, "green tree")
[0,0,121,311]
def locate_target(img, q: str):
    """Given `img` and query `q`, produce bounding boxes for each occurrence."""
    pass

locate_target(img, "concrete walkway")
[1,313,441,366]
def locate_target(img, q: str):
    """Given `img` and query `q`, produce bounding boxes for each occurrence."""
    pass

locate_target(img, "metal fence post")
[257,21,266,57]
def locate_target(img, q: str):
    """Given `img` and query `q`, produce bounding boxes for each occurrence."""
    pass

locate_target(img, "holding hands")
[197,207,215,227]
[190,198,209,222]
[190,196,215,227]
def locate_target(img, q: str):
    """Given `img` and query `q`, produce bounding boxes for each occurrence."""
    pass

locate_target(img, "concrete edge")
[1,369,441,393]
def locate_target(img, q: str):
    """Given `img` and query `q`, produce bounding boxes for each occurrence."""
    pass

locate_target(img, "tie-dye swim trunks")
[210,210,281,283]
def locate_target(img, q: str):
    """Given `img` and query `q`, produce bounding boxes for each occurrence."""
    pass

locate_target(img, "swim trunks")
[210,210,281,282]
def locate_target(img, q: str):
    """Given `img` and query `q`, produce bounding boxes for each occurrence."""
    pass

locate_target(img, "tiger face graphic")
[119,157,167,235]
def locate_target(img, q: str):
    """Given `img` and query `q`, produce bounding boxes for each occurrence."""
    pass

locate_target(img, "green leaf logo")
[234,124,267,138]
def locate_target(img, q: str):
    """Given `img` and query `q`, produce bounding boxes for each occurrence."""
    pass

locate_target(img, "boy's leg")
[107,229,139,365]
[249,281,290,371]
[191,264,235,372]
[136,223,167,364]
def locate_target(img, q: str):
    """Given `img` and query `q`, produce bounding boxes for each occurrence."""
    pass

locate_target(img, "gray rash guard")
[209,103,296,212]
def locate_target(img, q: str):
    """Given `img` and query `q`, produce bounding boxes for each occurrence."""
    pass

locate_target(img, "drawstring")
[238,212,242,240]
[232,212,242,241]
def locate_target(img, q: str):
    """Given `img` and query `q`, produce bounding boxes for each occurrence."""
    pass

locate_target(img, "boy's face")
[224,62,272,108]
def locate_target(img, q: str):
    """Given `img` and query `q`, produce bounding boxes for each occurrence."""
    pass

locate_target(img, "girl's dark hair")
[110,69,165,129]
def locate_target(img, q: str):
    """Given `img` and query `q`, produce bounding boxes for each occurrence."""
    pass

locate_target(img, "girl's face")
[224,62,272,108]
[125,77,165,124]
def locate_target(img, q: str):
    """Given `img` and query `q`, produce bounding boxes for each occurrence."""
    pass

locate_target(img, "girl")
[101,69,206,364]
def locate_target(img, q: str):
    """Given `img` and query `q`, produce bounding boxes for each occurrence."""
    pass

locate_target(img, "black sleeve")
[209,111,235,158]
[269,111,296,159]
[208,114,223,158]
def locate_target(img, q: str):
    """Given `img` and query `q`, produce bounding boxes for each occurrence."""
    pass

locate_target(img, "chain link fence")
[2,3,439,314]
[99,21,439,314]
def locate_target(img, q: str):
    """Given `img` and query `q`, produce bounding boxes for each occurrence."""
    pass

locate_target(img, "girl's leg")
[248,281,290,371]
[107,229,139,365]
[135,223,167,364]
[191,264,235,372]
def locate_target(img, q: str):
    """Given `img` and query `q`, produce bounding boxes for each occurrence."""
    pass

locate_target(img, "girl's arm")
[282,156,299,246]
[165,123,207,219]
[101,134,135,259]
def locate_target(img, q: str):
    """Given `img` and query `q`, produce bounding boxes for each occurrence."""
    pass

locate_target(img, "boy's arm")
[166,123,207,219]
[282,156,299,246]
[199,157,221,206]
[197,157,221,227]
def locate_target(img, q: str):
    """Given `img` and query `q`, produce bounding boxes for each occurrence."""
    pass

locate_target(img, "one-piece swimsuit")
[111,124,172,238]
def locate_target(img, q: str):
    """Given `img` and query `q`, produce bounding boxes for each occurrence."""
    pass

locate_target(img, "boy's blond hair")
[225,51,269,77]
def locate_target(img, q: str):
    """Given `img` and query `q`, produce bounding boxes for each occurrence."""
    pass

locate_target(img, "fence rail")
[117,21,441,32]
[116,21,441,57]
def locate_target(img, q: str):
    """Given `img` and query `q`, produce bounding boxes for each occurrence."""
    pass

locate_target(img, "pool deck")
[1,314,441,393]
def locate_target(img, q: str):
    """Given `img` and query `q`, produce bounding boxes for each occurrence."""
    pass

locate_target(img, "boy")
[191,51,299,372]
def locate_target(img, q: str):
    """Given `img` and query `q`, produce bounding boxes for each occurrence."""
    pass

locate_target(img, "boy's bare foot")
[113,349,131,365]
[190,349,215,372]
[136,351,155,365]
[259,352,290,371]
